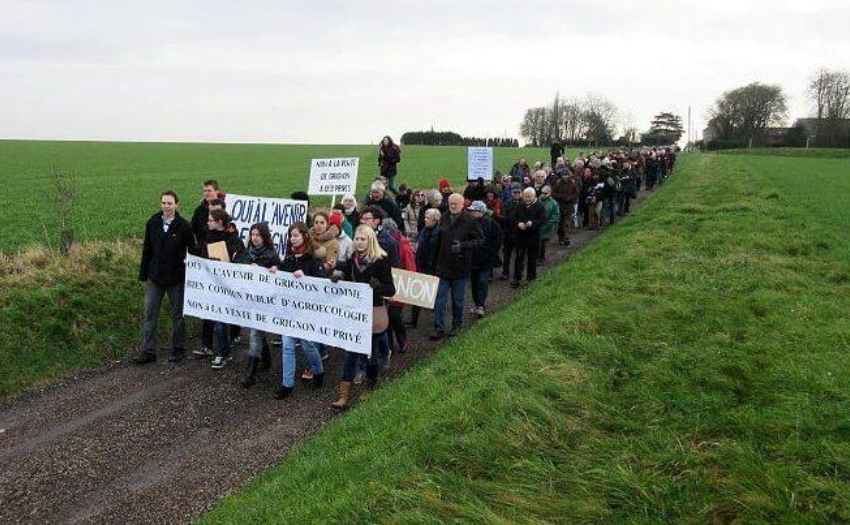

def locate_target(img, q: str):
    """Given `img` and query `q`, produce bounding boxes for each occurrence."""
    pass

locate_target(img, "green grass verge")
[0,141,565,253]
[718,147,850,159]
[202,153,850,522]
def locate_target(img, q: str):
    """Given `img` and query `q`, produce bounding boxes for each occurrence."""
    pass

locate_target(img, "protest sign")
[390,268,439,309]
[309,157,359,196]
[467,147,494,181]
[224,194,308,256]
[184,255,373,355]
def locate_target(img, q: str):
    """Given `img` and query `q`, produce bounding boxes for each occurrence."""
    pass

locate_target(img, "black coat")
[234,244,281,269]
[472,215,502,270]
[415,225,441,276]
[364,196,405,234]
[509,200,546,247]
[435,210,484,280]
[339,255,396,306]
[200,226,246,262]
[280,251,324,278]
[190,201,211,244]
[139,211,196,287]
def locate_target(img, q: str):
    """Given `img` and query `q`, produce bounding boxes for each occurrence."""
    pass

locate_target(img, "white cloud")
[0,0,848,143]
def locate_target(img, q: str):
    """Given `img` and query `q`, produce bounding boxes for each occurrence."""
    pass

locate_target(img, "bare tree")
[40,164,79,255]
[808,68,850,146]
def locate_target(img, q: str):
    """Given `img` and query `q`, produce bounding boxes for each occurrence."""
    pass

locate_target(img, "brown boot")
[331,381,353,410]
[360,376,378,401]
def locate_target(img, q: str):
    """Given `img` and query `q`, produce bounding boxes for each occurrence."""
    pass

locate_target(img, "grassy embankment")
[0,142,558,396]
[203,152,850,522]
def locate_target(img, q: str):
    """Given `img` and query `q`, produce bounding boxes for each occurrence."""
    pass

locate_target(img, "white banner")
[467,147,494,181]
[184,255,373,355]
[390,269,439,309]
[224,194,308,256]
[308,157,359,196]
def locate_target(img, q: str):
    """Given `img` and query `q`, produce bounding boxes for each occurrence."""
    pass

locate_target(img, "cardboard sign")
[309,157,359,196]
[206,241,230,263]
[390,269,440,309]
[224,194,308,256]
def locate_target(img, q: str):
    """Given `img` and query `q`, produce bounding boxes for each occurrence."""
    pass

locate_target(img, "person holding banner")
[378,136,401,194]
[234,222,281,388]
[201,209,247,369]
[190,179,222,244]
[276,223,326,399]
[134,190,196,365]
[330,225,396,410]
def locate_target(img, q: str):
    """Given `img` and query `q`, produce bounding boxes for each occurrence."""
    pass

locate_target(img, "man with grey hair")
[508,187,546,288]
[363,180,405,234]
[429,193,483,339]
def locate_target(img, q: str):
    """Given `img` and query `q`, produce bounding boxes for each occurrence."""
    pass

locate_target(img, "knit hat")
[439,178,450,189]
[468,201,487,213]
[328,211,344,230]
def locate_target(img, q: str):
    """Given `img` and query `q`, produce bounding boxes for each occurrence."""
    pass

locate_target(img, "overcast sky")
[1,0,848,145]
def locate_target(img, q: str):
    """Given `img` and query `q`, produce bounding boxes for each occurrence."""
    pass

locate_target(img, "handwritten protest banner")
[224,194,308,256]
[467,147,494,181]
[390,268,439,309]
[184,255,373,355]
[309,157,359,195]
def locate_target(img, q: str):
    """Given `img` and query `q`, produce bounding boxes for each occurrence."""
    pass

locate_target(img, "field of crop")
[0,140,564,254]
[203,152,850,522]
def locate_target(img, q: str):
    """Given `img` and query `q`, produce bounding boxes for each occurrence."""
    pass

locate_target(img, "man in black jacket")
[190,179,221,244]
[509,188,546,288]
[430,193,483,340]
[135,190,197,364]
[363,181,405,234]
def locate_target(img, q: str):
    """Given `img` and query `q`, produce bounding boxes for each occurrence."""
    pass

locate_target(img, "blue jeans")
[281,337,323,388]
[213,322,230,358]
[342,335,381,382]
[604,199,617,225]
[433,277,468,331]
[470,266,491,308]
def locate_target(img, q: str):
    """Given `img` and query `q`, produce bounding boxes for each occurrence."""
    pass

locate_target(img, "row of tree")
[705,68,850,148]
[518,94,685,148]
[400,131,519,147]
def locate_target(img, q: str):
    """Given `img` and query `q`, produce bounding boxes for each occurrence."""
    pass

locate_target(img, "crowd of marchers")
[135,137,677,409]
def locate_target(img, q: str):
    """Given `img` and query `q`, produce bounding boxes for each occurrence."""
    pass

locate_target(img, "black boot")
[240,356,260,388]
[259,341,272,372]
[312,372,325,389]
[274,385,293,399]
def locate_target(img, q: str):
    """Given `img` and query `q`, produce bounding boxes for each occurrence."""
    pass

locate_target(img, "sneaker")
[476,307,485,317]
[211,356,232,370]
[354,370,366,384]
[192,346,214,358]
[469,306,478,314]
[231,336,242,346]
[301,369,314,380]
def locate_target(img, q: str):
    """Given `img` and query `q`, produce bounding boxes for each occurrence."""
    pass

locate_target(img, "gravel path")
[0,190,651,524]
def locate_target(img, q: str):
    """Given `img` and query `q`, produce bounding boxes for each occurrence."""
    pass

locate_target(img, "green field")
[201,152,850,522]
[0,140,564,254]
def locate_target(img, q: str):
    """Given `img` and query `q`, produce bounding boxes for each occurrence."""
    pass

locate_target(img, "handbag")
[372,303,389,334]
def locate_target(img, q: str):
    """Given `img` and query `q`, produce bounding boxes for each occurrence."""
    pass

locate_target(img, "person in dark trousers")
[500,183,523,280]
[429,193,484,340]
[193,197,226,358]
[134,190,196,364]
[378,136,402,194]
[199,208,247,370]
[509,188,546,288]
[410,208,441,327]
[234,222,281,388]
[467,201,501,317]
[550,141,565,168]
